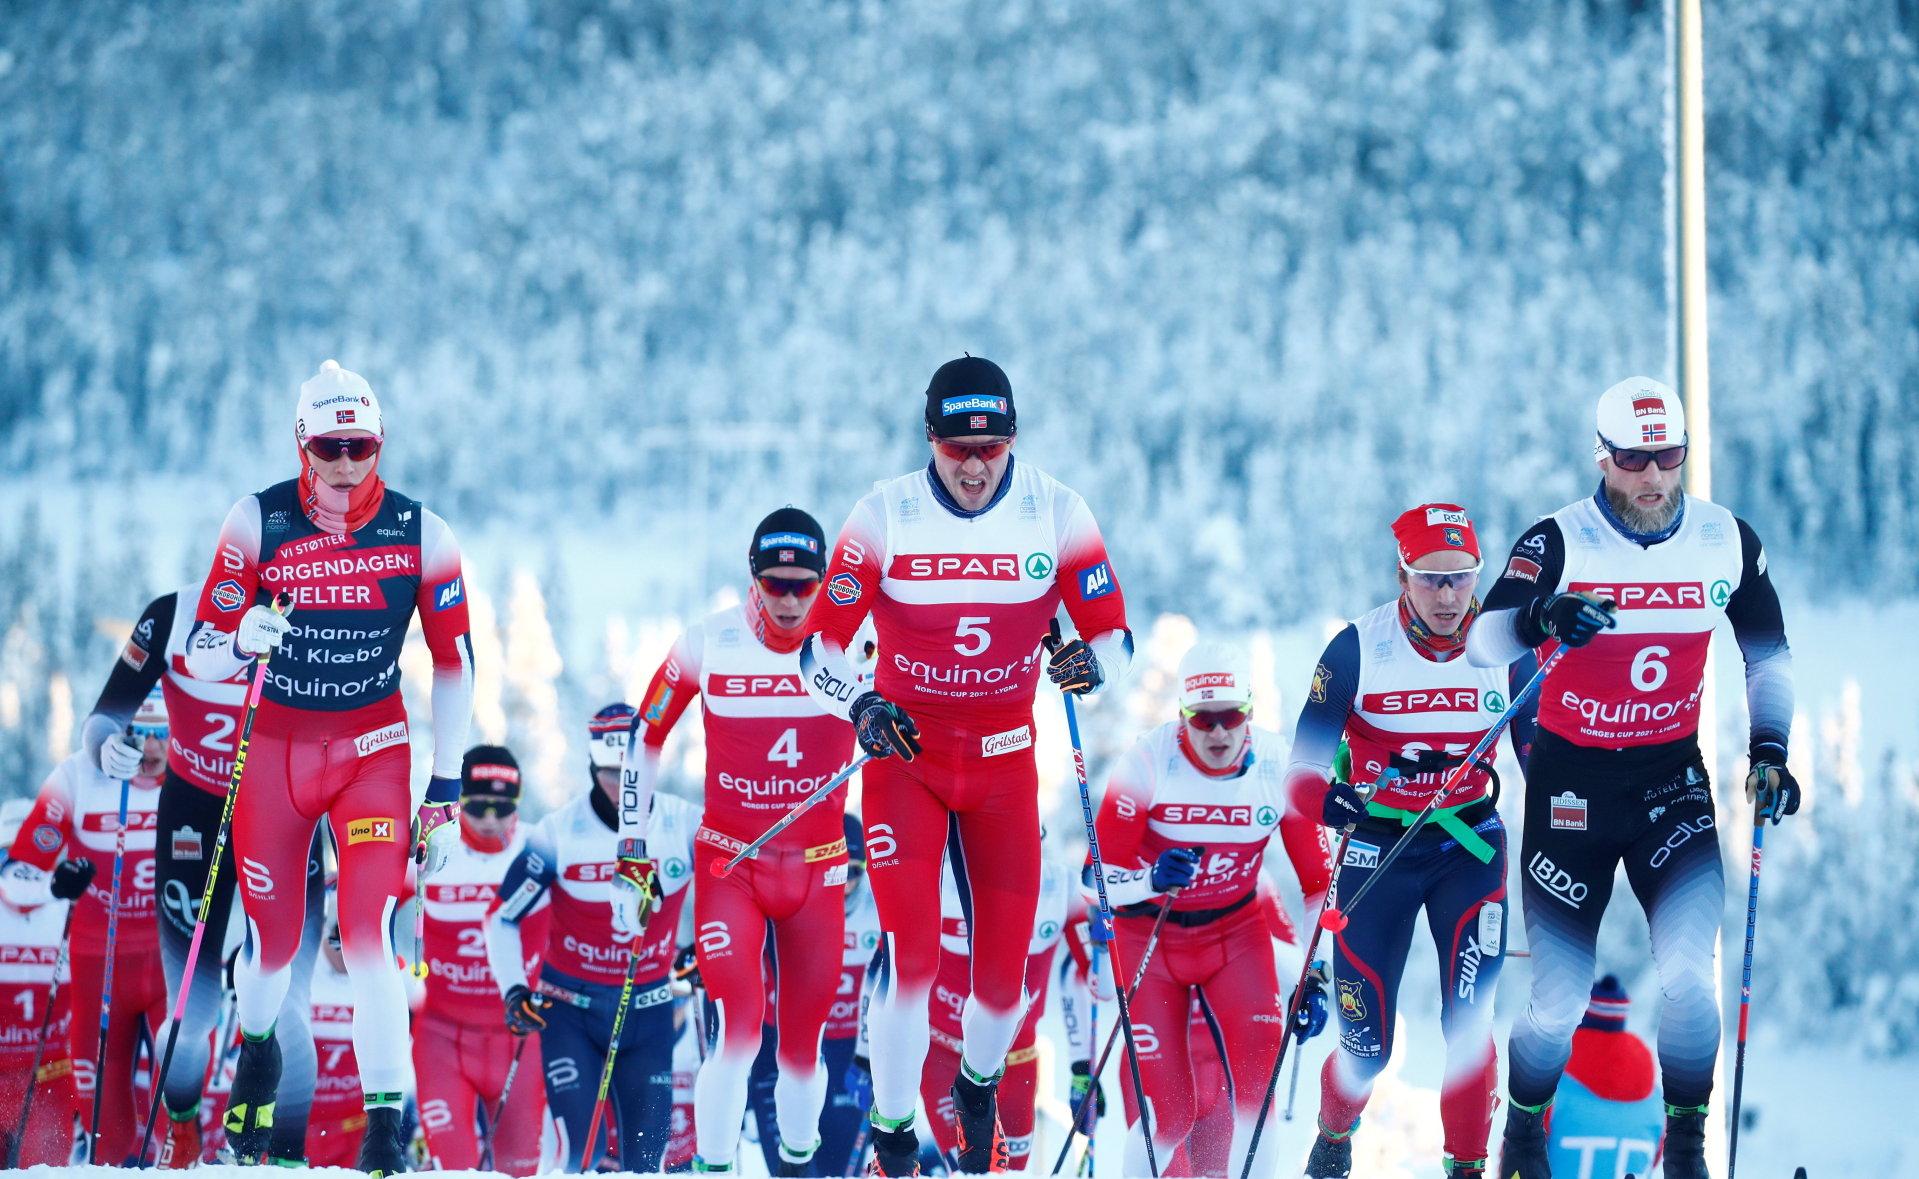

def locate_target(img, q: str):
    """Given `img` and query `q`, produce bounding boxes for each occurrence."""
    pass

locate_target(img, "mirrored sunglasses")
[933,438,1013,463]
[1603,440,1688,472]
[1182,706,1251,731]
[757,574,822,599]
[1398,560,1483,591]
[304,435,382,462]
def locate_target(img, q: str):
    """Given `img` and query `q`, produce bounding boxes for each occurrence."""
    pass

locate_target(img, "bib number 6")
[954,616,992,657]
[1630,645,1670,692]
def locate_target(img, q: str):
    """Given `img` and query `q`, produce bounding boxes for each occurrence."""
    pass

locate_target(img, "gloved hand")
[1070,1060,1106,1129]
[850,691,922,762]
[842,1054,874,1108]
[1321,779,1368,830]
[412,783,460,876]
[669,944,701,996]
[1745,746,1801,825]
[1292,963,1330,1042]
[236,604,294,657]
[50,858,97,902]
[1044,633,1103,696]
[503,984,550,1036]
[612,840,660,940]
[1539,592,1617,648]
[1149,846,1201,893]
[99,733,144,779]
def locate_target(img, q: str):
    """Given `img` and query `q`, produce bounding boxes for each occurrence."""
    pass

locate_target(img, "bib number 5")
[954,616,992,657]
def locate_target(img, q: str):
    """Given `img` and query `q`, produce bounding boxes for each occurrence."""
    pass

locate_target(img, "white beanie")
[1595,376,1685,453]
[1176,641,1253,711]
[295,360,383,441]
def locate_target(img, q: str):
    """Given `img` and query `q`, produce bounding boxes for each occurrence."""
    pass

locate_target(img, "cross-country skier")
[747,813,880,1176]
[1547,976,1663,1178]
[1091,641,1331,1179]
[1467,378,1797,1179]
[487,704,698,1173]
[1286,504,1538,1179]
[305,889,366,1168]
[86,588,323,1167]
[800,355,1135,1175]
[184,359,476,1174]
[414,745,549,1174]
[0,810,80,1167]
[614,508,858,1174]
[1,689,168,1163]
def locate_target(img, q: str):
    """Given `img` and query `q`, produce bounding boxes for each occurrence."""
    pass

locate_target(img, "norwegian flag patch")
[1642,423,1667,443]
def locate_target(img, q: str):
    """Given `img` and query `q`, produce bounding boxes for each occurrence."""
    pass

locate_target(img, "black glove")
[1321,780,1368,830]
[1149,846,1201,892]
[1070,1059,1106,1126]
[1292,964,1330,1043]
[673,944,701,987]
[1538,591,1617,648]
[1745,746,1801,825]
[1043,624,1102,695]
[851,691,922,762]
[49,858,96,902]
[503,984,551,1036]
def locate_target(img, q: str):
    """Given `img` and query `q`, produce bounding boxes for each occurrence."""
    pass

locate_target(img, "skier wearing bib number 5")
[1286,505,1538,1179]
[184,360,476,1175]
[1468,378,1798,1179]
[799,356,1135,1175]
[612,508,858,1175]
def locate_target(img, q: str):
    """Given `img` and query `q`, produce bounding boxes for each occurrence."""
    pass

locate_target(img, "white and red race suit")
[621,598,857,1167]
[800,458,1132,1122]
[0,896,78,1166]
[304,957,364,1168]
[1093,723,1326,1179]
[1,751,165,1162]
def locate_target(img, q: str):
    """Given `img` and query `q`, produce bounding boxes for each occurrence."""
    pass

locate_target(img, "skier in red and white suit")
[1,698,168,1164]
[1092,642,1330,1179]
[800,356,1134,1175]
[184,360,474,1172]
[414,745,549,1174]
[306,896,367,1168]
[0,855,79,1167]
[615,508,857,1174]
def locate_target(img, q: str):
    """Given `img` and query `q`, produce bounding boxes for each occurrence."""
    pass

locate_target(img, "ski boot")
[356,1105,409,1176]
[1497,1100,1552,1179]
[1662,1105,1709,1179]
[949,1069,1010,1173]
[866,1115,922,1177]
[1304,1127,1353,1177]
[222,1032,281,1164]
[777,1137,822,1177]
[158,1104,204,1168]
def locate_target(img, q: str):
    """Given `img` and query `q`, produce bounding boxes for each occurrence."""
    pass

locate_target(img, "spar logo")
[1360,688,1481,714]
[706,674,805,698]
[1567,581,1706,609]
[1153,803,1252,825]
[888,554,1020,581]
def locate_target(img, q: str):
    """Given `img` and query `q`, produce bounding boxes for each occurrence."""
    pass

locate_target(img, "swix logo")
[240,856,274,897]
[1457,933,1489,1002]
[706,674,805,698]
[697,920,732,956]
[1567,581,1705,609]
[427,882,498,903]
[563,861,617,883]
[1528,853,1588,908]
[888,554,1020,581]
[1153,804,1252,825]
[1360,688,1481,714]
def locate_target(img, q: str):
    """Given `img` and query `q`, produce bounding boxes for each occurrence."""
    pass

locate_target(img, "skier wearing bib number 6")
[612,508,857,1175]
[184,360,476,1175]
[799,356,1135,1175]
[1284,505,1537,1179]
[1467,378,1798,1179]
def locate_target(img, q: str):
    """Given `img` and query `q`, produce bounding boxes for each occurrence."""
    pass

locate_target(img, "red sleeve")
[1053,491,1129,639]
[802,495,886,652]
[637,629,703,750]
[1094,743,1159,908]
[1280,772,1333,914]
[4,769,74,872]
[192,496,264,635]
[414,510,472,668]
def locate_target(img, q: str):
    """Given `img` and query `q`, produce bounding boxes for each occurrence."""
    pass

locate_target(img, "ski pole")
[711,753,872,879]
[579,889,655,1170]
[1050,886,1181,1175]
[7,904,76,1168]
[482,1036,530,1173]
[1727,787,1775,1179]
[1284,1034,1305,1121]
[843,1120,872,1177]
[135,592,291,1160]
[88,761,135,1163]
[1047,621,1161,1179]
[1078,936,1104,1179]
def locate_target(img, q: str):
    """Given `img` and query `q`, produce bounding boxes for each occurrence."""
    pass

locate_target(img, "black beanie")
[461,744,523,803]
[749,507,827,576]
[923,356,1015,438]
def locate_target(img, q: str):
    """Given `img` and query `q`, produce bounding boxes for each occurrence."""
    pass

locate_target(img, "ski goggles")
[462,797,518,819]
[1601,439,1688,472]
[129,721,168,743]
[932,438,1013,463]
[303,435,382,462]
[1182,705,1251,731]
[757,574,822,599]
[1398,559,1482,591]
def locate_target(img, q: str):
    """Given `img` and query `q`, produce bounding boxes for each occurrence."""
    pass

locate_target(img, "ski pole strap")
[1363,797,1497,864]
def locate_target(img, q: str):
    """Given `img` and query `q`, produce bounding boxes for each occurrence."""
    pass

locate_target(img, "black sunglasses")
[1602,439,1688,472]
[757,574,822,599]
[304,436,382,462]
[462,798,518,819]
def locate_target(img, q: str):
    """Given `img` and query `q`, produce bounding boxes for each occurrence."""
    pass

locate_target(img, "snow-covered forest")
[2,0,1915,1088]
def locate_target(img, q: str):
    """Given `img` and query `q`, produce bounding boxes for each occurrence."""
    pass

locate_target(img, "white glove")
[237,605,293,657]
[412,800,459,877]
[99,734,144,779]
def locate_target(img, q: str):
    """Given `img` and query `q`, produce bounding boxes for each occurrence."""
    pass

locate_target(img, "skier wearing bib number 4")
[1285,505,1538,1179]
[613,508,858,1175]
[799,356,1135,1175]
[1467,378,1798,1179]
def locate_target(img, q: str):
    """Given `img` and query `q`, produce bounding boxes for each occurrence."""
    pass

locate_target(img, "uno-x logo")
[865,823,898,865]
[697,920,732,956]
[240,856,274,897]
